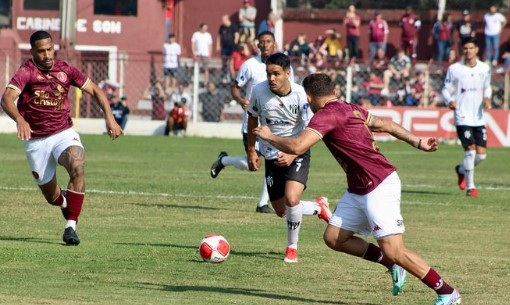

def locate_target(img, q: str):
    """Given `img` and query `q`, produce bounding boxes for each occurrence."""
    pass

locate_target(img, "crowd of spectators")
[153,1,508,129]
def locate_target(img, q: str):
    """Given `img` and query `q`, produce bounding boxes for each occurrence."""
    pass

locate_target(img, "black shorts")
[264,150,310,202]
[456,125,487,148]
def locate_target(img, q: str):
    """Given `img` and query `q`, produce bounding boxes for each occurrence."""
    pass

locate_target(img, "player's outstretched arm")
[368,115,438,152]
[1,88,32,140]
[82,81,123,140]
[254,126,320,155]
[247,116,260,171]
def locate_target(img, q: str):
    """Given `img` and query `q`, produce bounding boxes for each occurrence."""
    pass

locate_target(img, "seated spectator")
[170,81,193,119]
[110,95,130,129]
[165,97,191,136]
[200,81,227,122]
[362,72,384,106]
[370,47,389,76]
[499,38,510,73]
[382,48,411,96]
[257,11,278,34]
[288,33,310,64]
[144,80,166,120]
[231,42,252,75]
[319,28,343,67]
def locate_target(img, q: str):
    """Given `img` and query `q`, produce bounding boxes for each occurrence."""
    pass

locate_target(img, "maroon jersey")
[400,13,419,41]
[306,100,396,195]
[8,59,89,138]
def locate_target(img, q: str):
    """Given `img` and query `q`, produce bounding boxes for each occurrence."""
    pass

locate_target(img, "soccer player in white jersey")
[442,36,492,197]
[210,31,282,214]
[247,53,332,263]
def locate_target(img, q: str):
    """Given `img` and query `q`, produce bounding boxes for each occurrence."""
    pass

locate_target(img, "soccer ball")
[199,234,230,263]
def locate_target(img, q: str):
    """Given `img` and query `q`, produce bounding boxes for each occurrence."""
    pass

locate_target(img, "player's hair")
[461,36,478,47]
[265,53,290,70]
[257,31,275,41]
[30,31,52,48]
[302,73,336,98]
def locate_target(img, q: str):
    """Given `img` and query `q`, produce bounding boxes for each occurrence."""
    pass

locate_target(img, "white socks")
[66,220,77,230]
[257,177,270,207]
[221,156,249,171]
[300,200,320,216]
[463,150,476,190]
[286,205,302,249]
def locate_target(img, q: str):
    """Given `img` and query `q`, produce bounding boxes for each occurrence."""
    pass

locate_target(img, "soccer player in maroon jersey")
[254,73,461,305]
[1,30,123,245]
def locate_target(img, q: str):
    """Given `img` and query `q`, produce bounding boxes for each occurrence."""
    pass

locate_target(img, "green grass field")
[0,133,508,305]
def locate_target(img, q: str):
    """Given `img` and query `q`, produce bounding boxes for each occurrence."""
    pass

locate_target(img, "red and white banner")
[368,107,510,147]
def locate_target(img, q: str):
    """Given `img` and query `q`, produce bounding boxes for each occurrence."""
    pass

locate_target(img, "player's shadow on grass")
[0,236,55,245]
[137,283,379,305]
[129,202,221,210]
[115,242,283,260]
[402,189,450,195]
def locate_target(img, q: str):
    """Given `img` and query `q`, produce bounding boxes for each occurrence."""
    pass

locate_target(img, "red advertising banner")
[368,107,510,147]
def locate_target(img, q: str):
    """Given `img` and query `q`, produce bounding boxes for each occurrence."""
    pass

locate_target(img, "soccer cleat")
[466,188,479,198]
[433,289,462,305]
[210,151,228,178]
[284,247,298,263]
[255,204,275,214]
[316,196,332,223]
[455,165,466,190]
[389,264,407,296]
[63,227,80,246]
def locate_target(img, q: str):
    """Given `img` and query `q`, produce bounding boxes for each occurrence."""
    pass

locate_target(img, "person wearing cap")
[368,11,389,60]
[238,0,257,44]
[455,10,476,54]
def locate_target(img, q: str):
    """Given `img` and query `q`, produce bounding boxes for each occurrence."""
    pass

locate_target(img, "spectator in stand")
[344,5,361,61]
[288,33,310,63]
[368,11,389,60]
[455,10,476,54]
[200,81,227,122]
[361,71,384,106]
[164,0,174,43]
[191,23,213,86]
[231,42,252,75]
[371,47,389,76]
[111,96,130,129]
[381,48,411,96]
[484,5,507,67]
[170,81,193,118]
[163,33,181,91]
[166,97,190,137]
[319,29,343,68]
[217,15,239,84]
[144,80,166,120]
[258,11,278,35]
[500,38,510,73]
[239,0,257,44]
[432,13,453,65]
[400,6,421,63]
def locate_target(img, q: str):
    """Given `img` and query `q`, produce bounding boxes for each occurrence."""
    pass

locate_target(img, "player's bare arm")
[246,116,260,171]
[231,83,249,111]
[483,98,492,110]
[82,81,123,140]
[275,152,297,167]
[1,88,32,140]
[254,125,320,155]
[368,115,438,152]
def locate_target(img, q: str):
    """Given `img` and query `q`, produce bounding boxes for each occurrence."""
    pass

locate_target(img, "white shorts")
[329,171,405,239]
[25,128,84,185]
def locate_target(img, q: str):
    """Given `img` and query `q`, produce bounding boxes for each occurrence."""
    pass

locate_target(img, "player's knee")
[475,153,487,164]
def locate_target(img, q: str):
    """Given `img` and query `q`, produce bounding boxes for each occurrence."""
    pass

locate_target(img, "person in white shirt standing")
[442,37,492,198]
[484,5,507,66]
[191,23,213,85]
[163,33,181,91]
[247,52,331,263]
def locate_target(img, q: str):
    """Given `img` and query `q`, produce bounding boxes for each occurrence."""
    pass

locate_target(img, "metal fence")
[0,49,508,124]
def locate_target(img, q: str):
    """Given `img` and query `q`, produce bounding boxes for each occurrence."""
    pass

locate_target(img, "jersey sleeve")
[483,67,492,99]
[247,84,260,118]
[67,63,89,89]
[306,108,336,138]
[236,61,251,88]
[441,66,454,102]
[298,89,312,125]
[7,65,32,94]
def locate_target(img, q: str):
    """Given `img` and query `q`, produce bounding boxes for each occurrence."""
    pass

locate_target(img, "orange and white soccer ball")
[199,234,230,263]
